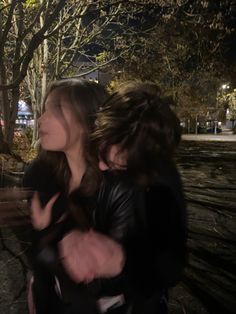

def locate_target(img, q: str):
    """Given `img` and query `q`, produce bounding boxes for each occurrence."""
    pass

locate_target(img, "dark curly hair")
[93,81,182,184]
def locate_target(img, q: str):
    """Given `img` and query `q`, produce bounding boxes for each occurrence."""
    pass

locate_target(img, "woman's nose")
[38,112,46,126]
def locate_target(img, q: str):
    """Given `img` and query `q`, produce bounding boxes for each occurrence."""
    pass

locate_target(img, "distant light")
[222,84,230,89]
[18,100,27,110]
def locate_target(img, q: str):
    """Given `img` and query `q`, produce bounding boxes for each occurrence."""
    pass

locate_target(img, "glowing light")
[222,84,230,90]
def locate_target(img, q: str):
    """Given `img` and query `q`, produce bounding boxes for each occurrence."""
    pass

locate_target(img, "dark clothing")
[23,158,187,314]
[122,161,187,314]
[23,159,142,314]
[137,161,187,293]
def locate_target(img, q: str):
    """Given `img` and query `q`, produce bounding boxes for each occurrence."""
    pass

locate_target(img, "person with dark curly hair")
[93,81,188,314]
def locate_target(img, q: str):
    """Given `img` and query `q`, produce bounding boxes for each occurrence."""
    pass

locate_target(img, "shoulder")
[95,172,145,239]
[23,158,56,191]
[100,171,142,202]
[155,160,182,185]
[23,158,41,187]
[151,160,185,204]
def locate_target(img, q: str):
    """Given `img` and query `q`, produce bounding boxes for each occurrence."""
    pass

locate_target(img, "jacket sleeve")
[95,174,187,297]
[23,158,47,191]
[23,159,71,268]
[138,184,188,292]
[90,173,145,297]
[96,177,141,242]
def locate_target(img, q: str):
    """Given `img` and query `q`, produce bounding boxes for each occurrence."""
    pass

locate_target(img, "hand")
[31,192,59,230]
[58,229,125,283]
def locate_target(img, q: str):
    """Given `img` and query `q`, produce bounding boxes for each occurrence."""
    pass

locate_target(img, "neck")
[65,147,86,193]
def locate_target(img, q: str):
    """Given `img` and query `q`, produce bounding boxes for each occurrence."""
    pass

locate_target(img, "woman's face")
[38,89,83,153]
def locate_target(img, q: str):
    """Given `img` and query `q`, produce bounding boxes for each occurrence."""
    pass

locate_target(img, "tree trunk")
[32,101,38,146]
[5,87,19,147]
[40,0,48,113]
[195,115,198,134]
[0,57,11,145]
[187,119,191,133]
[0,92,8,152]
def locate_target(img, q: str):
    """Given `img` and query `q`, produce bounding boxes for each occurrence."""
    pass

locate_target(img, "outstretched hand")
[58,229,125,283]
[31,192,59,230]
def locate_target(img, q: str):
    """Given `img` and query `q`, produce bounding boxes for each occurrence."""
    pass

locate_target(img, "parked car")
[207,127,222,134]
[197,126,208,134]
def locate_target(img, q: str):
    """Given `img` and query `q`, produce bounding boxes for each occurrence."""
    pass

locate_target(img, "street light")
[214,120,218,134]
[222,84,230,90]
[216,83,230,131]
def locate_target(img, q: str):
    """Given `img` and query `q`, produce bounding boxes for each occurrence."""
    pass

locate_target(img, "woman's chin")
[40,141,54,151]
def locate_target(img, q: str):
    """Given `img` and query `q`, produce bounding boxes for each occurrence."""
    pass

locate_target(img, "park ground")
[0,136,236,314]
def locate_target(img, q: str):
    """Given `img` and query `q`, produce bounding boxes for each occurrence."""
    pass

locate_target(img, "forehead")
[109,145,120,155]
[106,145,124,157]
[108,145,127,161]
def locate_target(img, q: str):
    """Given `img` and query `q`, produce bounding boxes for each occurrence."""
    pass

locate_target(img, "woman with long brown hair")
[24,79,141,314]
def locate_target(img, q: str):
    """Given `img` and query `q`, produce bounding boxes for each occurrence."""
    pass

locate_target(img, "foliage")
[0,0,68,148]
[24,126,34,144]
[102,0,235,119]
[0,0,157,149]
[12,131,37,163]
[222,88,236,121]
[0,0,235,151]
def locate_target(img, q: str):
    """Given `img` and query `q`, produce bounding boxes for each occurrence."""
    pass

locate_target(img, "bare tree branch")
[0,0,67,90]
[0,0,17,52]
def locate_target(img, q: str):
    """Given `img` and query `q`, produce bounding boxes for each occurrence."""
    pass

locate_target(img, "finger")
[39,193,60,228]
[61,252,96,283]
[86,231,114,256]
[31,192,41,210]
[44,193,60,214]
[31,192,59,230]
[58,232,73,259]
[58,231,97,282]
[31,192,42,219]
[31,192,44,229]
[58,230,82,258]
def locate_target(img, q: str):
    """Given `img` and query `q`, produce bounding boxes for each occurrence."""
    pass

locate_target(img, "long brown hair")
[38,78,109,196]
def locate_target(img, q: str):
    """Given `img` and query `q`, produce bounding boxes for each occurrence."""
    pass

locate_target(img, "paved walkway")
[182,133,236,142]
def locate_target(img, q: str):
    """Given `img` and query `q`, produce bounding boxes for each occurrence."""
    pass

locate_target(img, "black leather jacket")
[23,159,144,313]
[23,158,187,314]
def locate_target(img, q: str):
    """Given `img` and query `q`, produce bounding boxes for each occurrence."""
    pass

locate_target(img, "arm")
[58,173,143,290]
[88,173,144,295]
[58,229,125,283]
[24,164,127,283]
